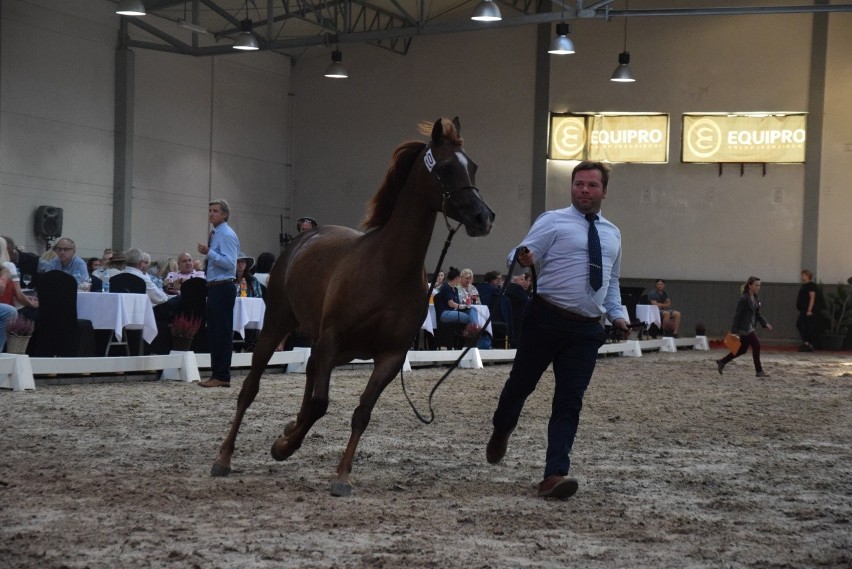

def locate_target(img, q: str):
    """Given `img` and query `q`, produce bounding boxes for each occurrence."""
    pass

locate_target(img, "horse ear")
[452,116,461,134]
[431,119,443,144]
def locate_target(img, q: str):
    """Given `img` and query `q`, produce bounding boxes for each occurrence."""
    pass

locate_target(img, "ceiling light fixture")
[115,0,146,16]
[548,23,575,55]
[471,0,502,22]
[610,52,635,82]
[610,2,636,83]
[233,18,259,50]
[324,50,348,78]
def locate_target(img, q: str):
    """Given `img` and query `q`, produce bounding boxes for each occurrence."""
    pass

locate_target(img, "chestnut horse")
[210,117,495,496]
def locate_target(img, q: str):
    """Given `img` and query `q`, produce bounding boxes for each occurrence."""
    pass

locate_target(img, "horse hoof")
[270,436,297,461]
[330,480,353,497]
[283,420,297,436]
[210,462,231,477]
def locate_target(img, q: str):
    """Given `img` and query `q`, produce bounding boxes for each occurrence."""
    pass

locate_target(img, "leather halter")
[423,145,480,232]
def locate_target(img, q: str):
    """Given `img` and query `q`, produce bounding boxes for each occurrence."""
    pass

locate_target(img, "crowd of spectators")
[0,230,283,354]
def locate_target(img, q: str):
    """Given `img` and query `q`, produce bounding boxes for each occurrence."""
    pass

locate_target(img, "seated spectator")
[164,252,205,295]
[647,278,681,337]
[192,258,204,272]
[429,270,445,298]
[102,251,126,279]
[45,238,88,280]
[253,252,275,288]
[435,267,478,325]
[37,249,56,273]
[507,273,532,300]
[101,248,114,266]
[2,236,39,279]
[477,270,503,308]
[0,300,16,352]
[297,216,318,233]
[87,257,101,276]
[122,248,168,306]
[235,253,262,298]
[458,268,481,305]
[1,237,39,313]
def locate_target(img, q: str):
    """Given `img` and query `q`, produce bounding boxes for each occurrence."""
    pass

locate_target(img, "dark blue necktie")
[585,213,602,291]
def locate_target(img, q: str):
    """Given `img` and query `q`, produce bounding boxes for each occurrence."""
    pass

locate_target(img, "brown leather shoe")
[486,428,513,464]
[537,475,579,500]
[198,378,231,388]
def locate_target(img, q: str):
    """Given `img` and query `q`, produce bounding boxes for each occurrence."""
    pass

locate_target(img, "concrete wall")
[2,1,850,342]
[289,27,537,274]
[0,0,291,263]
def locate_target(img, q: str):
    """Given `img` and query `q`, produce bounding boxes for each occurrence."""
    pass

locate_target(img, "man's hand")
[517,247,535,267]
[613,318,630,333]
[197,242,209,255]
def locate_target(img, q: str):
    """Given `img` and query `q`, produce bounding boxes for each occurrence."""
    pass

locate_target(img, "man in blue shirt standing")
[197,199,240,388]
[486,161,630,500]
[46,238,89,281]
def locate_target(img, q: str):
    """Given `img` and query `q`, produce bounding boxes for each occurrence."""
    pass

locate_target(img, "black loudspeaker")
[34,205,63,238]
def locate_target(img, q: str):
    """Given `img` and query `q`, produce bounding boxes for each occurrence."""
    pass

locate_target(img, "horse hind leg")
[270,341,334,462]
[211,318,293,477]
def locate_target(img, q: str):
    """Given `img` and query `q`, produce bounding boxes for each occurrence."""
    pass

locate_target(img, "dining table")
[76,291,158,343]
[233,296,266,338]
[635,304,662,330]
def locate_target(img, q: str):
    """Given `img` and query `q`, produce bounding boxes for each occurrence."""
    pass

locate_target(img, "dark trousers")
[720,331,763,372]
[491,300,606,479]
[796,313,823,347]
[207,283,236,381]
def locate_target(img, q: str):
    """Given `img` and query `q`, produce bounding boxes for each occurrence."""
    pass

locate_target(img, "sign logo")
[550,117,586,160]
[683,114,807,163]
[686,118,722,160]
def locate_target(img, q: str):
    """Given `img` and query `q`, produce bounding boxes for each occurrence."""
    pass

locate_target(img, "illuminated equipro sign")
[682,113,807,163]
[549,113,669,163]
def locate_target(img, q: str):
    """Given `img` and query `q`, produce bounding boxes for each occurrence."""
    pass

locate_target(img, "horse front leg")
[331,353,407,497]
[211,324,288,477]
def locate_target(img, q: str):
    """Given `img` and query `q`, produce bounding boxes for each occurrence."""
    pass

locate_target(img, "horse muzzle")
[462,204,495,237]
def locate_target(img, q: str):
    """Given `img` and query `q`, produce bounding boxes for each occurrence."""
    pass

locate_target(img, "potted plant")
[5,315,35,354]
[820,277,852,351]
[170,314,201,351]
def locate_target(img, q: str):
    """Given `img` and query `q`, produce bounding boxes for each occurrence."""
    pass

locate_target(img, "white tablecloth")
[234,296,265,338]
[76,291,158,343]
[635,304,661,329]
[424,304,436,332]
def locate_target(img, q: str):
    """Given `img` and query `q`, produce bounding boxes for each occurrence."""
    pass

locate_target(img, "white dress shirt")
[508,205,627,322]
[123,266,168,306]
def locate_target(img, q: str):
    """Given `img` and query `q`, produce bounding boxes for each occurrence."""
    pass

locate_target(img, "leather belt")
[207,279,236,288]
[533,295,601,323]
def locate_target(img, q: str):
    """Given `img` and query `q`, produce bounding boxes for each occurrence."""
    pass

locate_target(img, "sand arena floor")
[1,349,850,568]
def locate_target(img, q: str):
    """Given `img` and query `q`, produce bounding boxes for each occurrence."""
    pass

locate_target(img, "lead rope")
[400,245,530,425]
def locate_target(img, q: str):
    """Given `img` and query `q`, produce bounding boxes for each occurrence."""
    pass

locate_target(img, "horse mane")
[361,119,463,231]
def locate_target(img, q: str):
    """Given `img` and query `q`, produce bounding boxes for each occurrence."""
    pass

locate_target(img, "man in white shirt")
[122,248,168,306]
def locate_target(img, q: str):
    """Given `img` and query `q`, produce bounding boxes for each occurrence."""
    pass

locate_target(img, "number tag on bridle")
[424,148,436,172]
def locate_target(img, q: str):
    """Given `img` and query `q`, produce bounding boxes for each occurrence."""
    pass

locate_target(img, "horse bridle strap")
[400,247,526,425]
[424,145,479,233]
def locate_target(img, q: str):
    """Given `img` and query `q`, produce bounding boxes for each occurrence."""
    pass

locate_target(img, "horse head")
[425,117,495,237]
